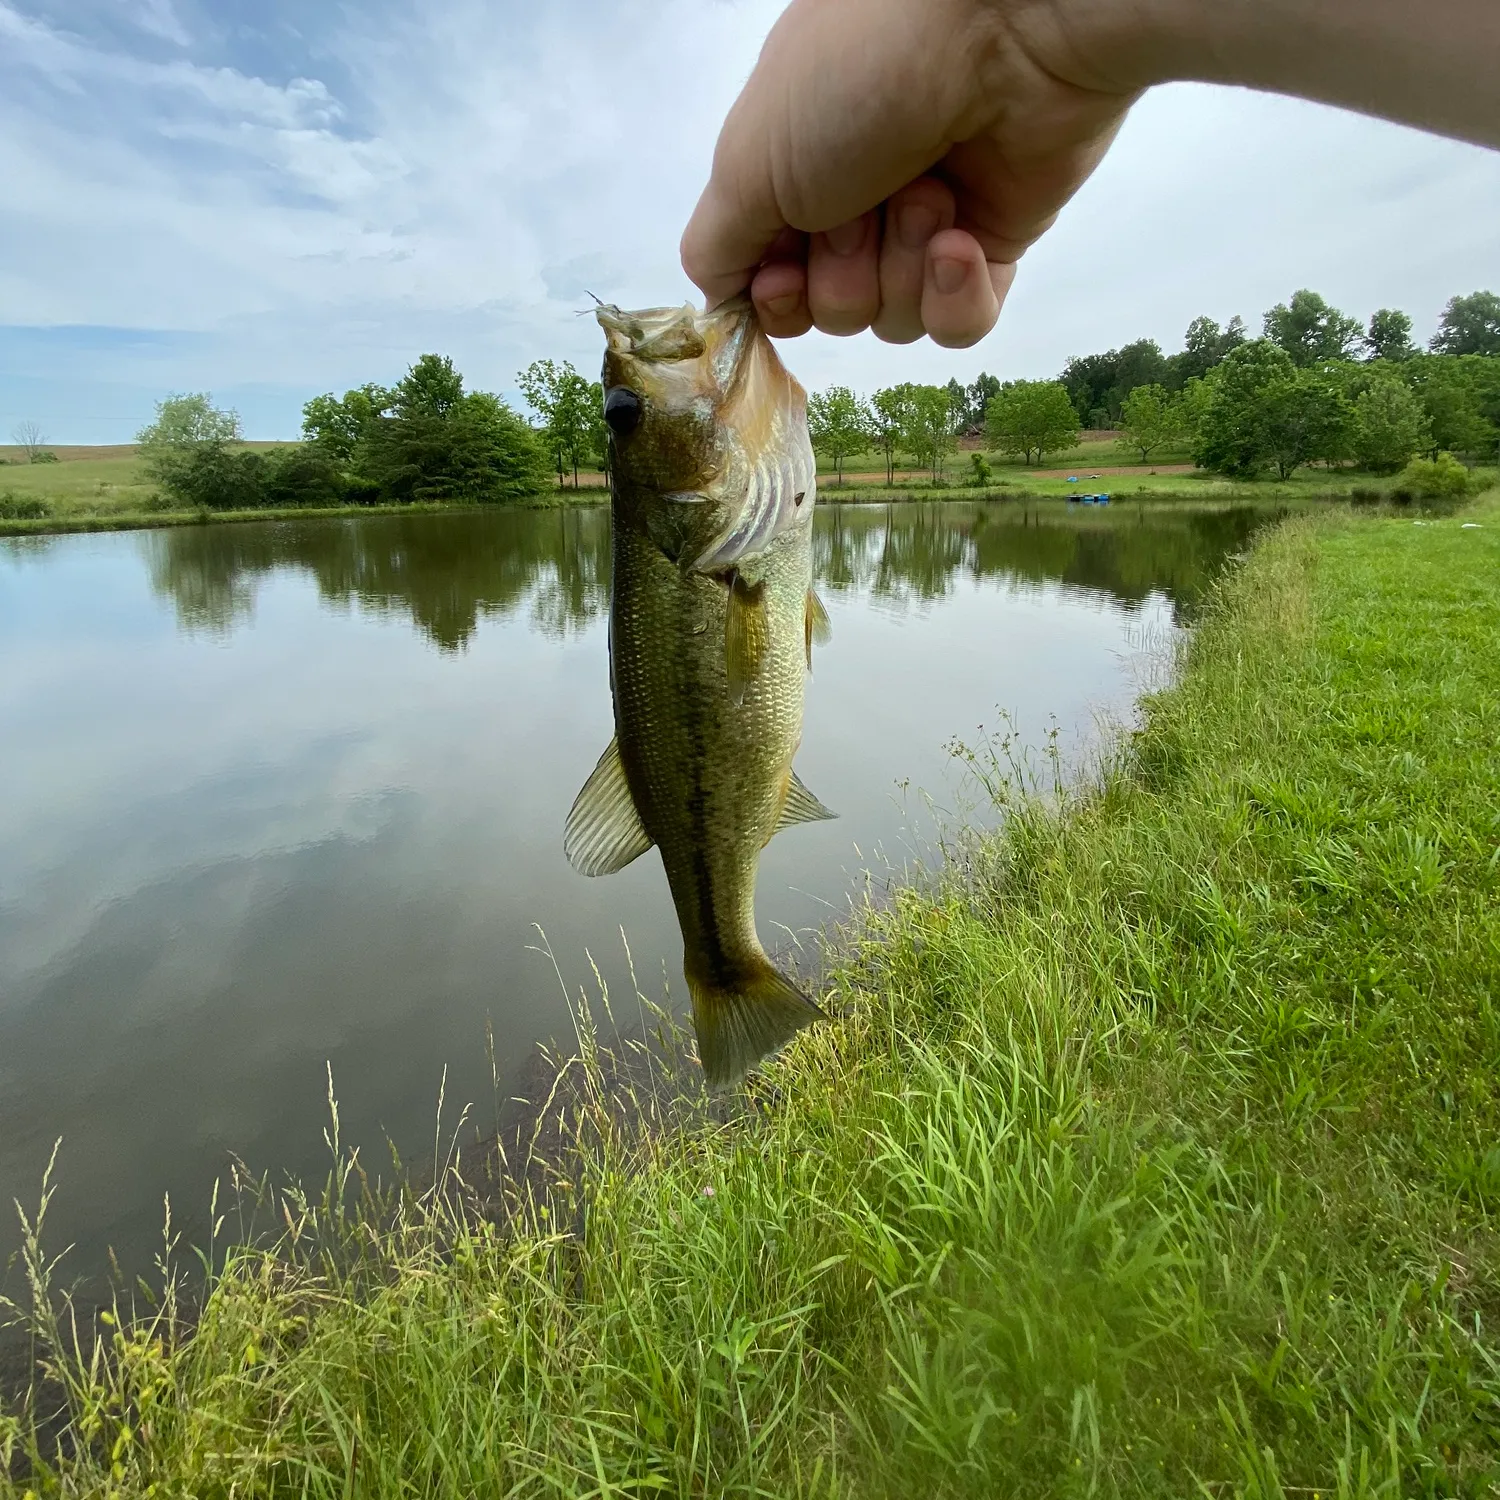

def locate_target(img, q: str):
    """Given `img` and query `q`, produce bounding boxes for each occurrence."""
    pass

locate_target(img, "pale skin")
[680,0,1500,348]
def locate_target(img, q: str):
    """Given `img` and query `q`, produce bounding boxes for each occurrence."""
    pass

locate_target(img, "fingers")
[922,228,1009,348]
[872,178,956,344]
[749,180,1008,347]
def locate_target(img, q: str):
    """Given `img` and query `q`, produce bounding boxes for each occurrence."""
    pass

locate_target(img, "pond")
[0,499,1276,1280]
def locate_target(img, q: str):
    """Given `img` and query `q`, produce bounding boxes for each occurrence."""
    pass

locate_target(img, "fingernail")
[763,291,802,317]
[824,217,867,256]
[896,203,940,250]
[931,255,968,295]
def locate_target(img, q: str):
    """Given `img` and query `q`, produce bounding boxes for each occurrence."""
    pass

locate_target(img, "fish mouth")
[596,299,752,373]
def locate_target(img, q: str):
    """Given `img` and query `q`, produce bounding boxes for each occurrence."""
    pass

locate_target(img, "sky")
[2,0,1499,444]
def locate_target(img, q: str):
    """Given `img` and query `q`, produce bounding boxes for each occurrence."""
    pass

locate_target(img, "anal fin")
[563,736,654,876]
[726,572,770,705]
[773,768,837,837]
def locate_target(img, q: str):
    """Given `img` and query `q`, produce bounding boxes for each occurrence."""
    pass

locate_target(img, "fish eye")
[604,386,642,438]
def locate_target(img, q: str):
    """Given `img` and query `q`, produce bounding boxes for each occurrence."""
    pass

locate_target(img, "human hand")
[679,0,1139,347]
[680,0,1500,348]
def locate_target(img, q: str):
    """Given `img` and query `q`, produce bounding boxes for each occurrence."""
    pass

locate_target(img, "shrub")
[158,443,271,509]
[264,445,347,507]
[1393,452,1472,502]
[969,452,992,486]
[0,492,52,519]
[29,449,59,464]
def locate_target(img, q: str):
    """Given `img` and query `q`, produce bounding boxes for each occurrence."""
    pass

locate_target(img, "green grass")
[5,497,1500,1497]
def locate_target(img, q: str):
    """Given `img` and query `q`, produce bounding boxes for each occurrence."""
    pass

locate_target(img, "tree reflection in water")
[143,500,1279,649]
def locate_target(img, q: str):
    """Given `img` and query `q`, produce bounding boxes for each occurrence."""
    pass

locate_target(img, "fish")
[563,297,835,1089]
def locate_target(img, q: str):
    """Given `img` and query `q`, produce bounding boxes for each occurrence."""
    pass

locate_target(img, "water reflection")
[0,498,1277,1283]
[141,500,1269,647]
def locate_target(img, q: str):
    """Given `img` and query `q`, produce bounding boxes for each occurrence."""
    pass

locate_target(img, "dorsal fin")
[563,737,654,876]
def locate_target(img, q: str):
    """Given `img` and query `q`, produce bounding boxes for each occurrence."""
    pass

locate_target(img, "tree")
[986,380,1080,466]
[11,420,47,460]
[1430,292,1500,356]
[517,358,598,487]
[963,373,1002,434]
[901,384,959,479]
[1263,290,1363,366]
[395,354,466,419]
[137,393,241,455]
[1262,370,1353,478]
[806,386,871,484]
[1116,384,1186,463]
[1193,340,1297,477]
[137,393,244,495]
[1172,315,1247,385]
[1403,355,1495,457]
[364,363,549,504]
[1350,373,1430,472]
[869,386,913,483]
[302,384,393,464]
[1365,308,1415,362]
[1060,340,1168,424]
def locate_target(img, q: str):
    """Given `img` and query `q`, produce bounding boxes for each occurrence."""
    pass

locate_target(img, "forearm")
[1046,0,1500,149]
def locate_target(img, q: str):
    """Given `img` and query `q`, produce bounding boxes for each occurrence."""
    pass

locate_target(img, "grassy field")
[9,445,1489,537]
[4,494,1498,1495]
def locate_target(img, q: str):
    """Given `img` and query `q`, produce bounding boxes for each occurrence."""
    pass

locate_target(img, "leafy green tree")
[517,359,599,487]
[1350,373,1430,472]
[396,354,466,419]
[986,380,1080,465]
[963,373,1002,433]
[1193,341,1298,477]
[301,384,393,464]
[806,385,871,484]
[137,393,245,499]
[265,445,348,507]
[869,386,913,483]
[1171,315,1246,385]
[1365,308,1415,362]
[1429,291,1500,356]
[1263,290,1363,366]
[160,444,270,509]
[1403,356,1494,456]
[1259,369,1352,478]
[365,356,550,503]
[901,384,959,479]
[1060,339,1168,424]
[1116,384,1186,463]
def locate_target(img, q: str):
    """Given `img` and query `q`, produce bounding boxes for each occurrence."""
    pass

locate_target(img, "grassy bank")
[5,498,1500,1495]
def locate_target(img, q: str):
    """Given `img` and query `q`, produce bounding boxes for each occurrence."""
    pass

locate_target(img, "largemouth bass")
[563,298,834,1089]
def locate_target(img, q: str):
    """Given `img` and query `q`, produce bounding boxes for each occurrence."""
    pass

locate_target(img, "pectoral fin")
[725,572,770,705]
[563,737,654,876]
[804,588,831,667]
[772,769,837,837]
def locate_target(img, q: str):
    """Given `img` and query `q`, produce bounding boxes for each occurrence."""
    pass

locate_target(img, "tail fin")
[688,954,824,1090]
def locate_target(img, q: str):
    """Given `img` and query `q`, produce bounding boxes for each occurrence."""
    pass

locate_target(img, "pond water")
[0,499,1275,1280]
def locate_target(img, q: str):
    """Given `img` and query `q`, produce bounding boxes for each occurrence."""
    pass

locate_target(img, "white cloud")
[1,0,1498,439]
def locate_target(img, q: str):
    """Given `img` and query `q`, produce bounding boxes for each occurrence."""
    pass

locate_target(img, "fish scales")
[564,298,834,1088]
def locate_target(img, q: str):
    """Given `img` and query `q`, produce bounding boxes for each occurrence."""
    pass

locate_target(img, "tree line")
[136,356,611,511]
[805,289,1500,485]
[132,288,1499,511]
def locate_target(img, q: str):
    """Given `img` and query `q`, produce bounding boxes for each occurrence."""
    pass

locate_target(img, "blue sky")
[3,0,1499,443]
